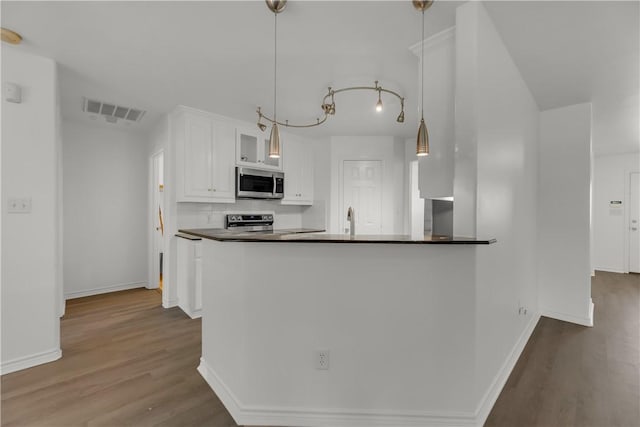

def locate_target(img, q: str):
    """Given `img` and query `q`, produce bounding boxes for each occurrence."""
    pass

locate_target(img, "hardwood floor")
[486,271,640,427]
[2,271,638,427]
[1,289,238,427]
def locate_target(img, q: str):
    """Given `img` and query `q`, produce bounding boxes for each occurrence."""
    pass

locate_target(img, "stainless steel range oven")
[236,167,284,199]
[225,214,274,232]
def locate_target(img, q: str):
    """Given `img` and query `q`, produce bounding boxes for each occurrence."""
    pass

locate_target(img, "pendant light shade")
[268,123,281,158]
[416,118,429,156]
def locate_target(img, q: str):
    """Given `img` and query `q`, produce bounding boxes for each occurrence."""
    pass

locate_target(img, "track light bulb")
[257,121,267,131]
[397,110,405,123]
[376,98,383,113]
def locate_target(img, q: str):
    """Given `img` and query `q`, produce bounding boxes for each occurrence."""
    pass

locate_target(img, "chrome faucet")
[346,206,355,237]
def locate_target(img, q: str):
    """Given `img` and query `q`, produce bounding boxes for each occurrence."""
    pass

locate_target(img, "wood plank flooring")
[1,289,238,427]
[486,271,640,427]
[2,271,638,426]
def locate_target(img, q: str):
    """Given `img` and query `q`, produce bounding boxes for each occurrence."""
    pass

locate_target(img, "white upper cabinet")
[281,136,314,205]
[236,127,282,170]
[175,109,236,203]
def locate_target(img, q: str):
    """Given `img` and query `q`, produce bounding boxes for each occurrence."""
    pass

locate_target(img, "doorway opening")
[342,160,383,235]
[629,172,639,273]
[151,150,165,293]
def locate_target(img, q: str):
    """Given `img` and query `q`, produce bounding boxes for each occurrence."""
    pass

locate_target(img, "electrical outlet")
[7,197,31,213]
[518,306,528,316]
[316,350,329,370]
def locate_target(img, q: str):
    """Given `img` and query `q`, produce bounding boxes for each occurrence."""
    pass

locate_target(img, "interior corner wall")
[593,152,640,272]
[301,137,331,231]
[1,47,61,373]
[455,2,540,417]
[538,103,593,326]
[63,120,148,299]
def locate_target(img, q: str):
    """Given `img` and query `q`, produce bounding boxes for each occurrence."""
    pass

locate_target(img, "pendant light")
[266,0,286,159]
[414,1,432,157]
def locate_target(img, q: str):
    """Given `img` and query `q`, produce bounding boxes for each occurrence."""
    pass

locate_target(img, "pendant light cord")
[420,8,424,120]
[273,12,278,122]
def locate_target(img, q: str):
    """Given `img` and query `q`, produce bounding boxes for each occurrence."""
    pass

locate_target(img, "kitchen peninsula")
[179,228,499,427]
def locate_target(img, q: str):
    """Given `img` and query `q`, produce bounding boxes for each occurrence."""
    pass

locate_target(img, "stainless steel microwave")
[236,167,284,199]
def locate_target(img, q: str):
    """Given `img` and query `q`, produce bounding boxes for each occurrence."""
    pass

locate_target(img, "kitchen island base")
[197,239,536,427]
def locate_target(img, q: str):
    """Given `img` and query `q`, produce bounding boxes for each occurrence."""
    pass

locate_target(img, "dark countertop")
[178,228,496,245]
[175,232,203,240]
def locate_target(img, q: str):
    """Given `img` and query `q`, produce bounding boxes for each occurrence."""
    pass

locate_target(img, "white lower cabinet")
[281,137,314,205]
[175,107,236,203]
[177,235,202,319]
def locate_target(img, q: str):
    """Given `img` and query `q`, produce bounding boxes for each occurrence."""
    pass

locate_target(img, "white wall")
[62,120,148,299]
[1,48,62,374]
[538,103,593,326]
[593,152,640,272]
[201,240,479,425]
[454,3,540,418]
[301,137,331,231]
[327,136,405,234]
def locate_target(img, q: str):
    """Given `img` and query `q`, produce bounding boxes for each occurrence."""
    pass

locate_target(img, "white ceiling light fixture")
[414,0,433,157]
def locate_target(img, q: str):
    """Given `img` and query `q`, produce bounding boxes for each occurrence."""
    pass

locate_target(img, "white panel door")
[343,160,382,235]
[211,121,236,201]
[630,172,640,273]
[184,114,213,198]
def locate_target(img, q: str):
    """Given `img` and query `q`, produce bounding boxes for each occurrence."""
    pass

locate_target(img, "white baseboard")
[163,298,179,309]
[197,358,477,427]
[474,313,540,426]
[594,267,626,274]
[65,281,146,300]
[178,304,201,319]
[1,348,62,375]
[540,304,594,327]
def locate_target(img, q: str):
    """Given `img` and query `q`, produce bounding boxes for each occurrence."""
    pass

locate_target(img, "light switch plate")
[4,82,22,103]
[7,197,32,213]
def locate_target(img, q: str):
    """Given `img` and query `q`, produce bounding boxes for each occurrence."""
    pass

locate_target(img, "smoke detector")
[82,98,146,124]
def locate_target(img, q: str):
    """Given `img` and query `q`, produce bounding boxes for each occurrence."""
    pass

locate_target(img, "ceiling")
[1,1,638,155]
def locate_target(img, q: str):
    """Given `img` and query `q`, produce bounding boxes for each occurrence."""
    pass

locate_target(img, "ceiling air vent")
[82,98,146,124]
